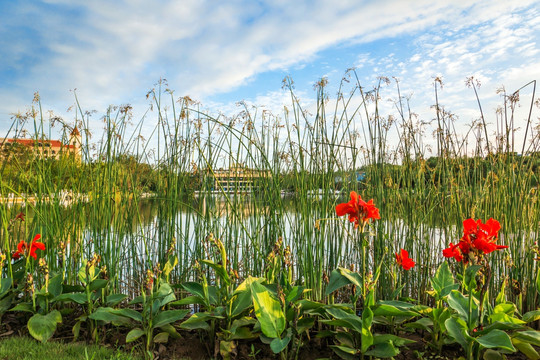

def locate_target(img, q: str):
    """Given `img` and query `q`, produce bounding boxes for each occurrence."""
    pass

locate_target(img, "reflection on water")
[1,194,538,303]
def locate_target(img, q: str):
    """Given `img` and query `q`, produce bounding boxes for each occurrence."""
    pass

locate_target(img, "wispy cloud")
[0,0,538,148]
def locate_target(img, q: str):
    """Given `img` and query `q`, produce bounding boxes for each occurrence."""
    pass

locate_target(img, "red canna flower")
[395,249,415,270]
[12,234,45,260]
[336,191,380,229]
[443,218,506,263]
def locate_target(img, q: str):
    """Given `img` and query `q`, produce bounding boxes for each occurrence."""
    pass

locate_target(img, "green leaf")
[324,307,363,333]
[373,334,416,347]
[445,316,472,350]
[464,265,482,291]
[153,332,169,344]
[372,304,417,317]
[0,278,12,295]
[230,289,252,318]
[170,295,206,307]
[431,262,458,299]
[296,317,315,334]
[523,310,540,324]
[339,268,363,288]
[483,349,505,360]
[153,309,189,329]
[56,293,88,305]
[0,295,13,314]
[126,328,145,343]
[48,274,63,298]
[250,281,285,339]
[512,338,540,360]
[447,290,478,324]
[181,282,206,300]
[89,279,108,292]
[513,331,540,347]
[10,303,34,313]
[476,329,516,352]
[285,286,306,303]
[330,345,357,360]
[361,306,374,353]
[201,259,230,286]
[365,341,399,358]
[27,310,62,343]
[156,282,176,307]
[326,268,353,295]
[270,335,291,353]
[106,294,127,307]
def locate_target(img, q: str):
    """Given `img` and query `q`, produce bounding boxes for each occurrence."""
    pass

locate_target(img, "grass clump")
[0,337,141,360]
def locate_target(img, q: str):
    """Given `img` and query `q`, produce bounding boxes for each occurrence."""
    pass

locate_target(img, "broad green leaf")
[523,310,540,323]
[89,279,108,292]
[330,344,357,360]
[493,303,517,316]
[48,274,63,298]
[56,293,88,305]
[326,268,352,295]
[270,335,291,354]
[181,282,206,300]
[152,309,189,328]
[513,331,540,347]
[201,259,230,286]
[373,334,416,347]
[464,265,482,291]
[361,306,374,353]
[445,316,472,350]
[483,349,505,360]
[156,282,176,307]
[404,317,433,332]
[170,295,206,307]
[338,268,363,288]
[430,262,458,299]
[476,329,515,352]
[0,278,12,295]
[250,281,285,338]
[153,332,169,344]
[372,304,417,317]
[324,307,363,333]
[10,303,34,313]
[447,290,478,324]
[230,289,252,318]
[126,328,145,343]
[296,317,315,334]
[233,276,264,295]
[285,286,306,303]
[512,338,540,360]
[0,295,13,314]
[106,294,127,307]
[365,341,399,358]
[27,310,62,343]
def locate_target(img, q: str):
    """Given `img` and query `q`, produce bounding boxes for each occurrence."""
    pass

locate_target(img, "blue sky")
[1,0,539,155]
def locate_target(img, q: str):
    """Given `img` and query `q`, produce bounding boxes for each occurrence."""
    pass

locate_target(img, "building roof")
[2,138,76,149]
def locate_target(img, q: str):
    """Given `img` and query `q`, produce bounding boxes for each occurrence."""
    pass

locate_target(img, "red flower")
[395,249,415,270]
[443,218,506,263]
[12,234,45,260]
[442,242,463,262]
[336,191,380,229]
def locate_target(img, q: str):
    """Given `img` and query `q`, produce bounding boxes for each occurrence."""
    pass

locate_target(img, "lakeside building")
[208,164,272,193]
[0,127,82,161]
